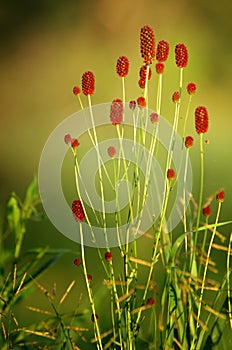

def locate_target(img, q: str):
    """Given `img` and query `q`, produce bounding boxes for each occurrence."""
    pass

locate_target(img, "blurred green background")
[0,0,232,347]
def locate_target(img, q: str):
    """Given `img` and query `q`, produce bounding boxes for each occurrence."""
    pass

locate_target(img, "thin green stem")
[156,73,163,114]
[195,133,204,244]
[227,232,232,330]
[88,95,108,244]
[191,202,222,350]
[80,223,103,350]
[135,180,172,329]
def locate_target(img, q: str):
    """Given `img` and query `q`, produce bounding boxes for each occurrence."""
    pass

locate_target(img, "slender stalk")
[182,95,192,141]
[195,133,204,244]
[156,73,163,114]
[79,224,103,350]
[227,232,232,330]
[88,95,108,244]
[122,77,126,105]
[190,202,222,350]
[135,179,172,329]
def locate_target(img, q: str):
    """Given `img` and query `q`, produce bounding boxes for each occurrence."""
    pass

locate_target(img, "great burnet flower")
[107,146,117,158]
[175,43,188,68]
[116,56,129,77]
[150,113,159,123]
[140,25,155,65]
[195,106,208,134]
[203,205,211,217]
[167,169,176,181]
[139,65,152,80]
[110,99,123,125]
[185,136,194,148]
[216,190,225,203]
[73,86,81,95]
[155,63,165,74]
[137,96,146,108]
[105,251,113,261]
[172,91,180,103]
[72,200,85,222]
[82,71,95,95]
[187,82,197,95]
[156,40,169,62]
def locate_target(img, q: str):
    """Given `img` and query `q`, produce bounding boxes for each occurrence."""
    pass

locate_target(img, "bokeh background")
[0,0,232,347]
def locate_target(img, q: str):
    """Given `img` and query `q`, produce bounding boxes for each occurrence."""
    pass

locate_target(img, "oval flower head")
[72,200,85,222]
[139,65,152,81]
[116,56,129,77]
[195,106,208,134]
[140,25,156,64]
[216,190,225,203]
[110,99,123,125]
[137,96,146,108]
[150,112,159,123]
[187,83,197,95]
[175,43,188,68]
[107,146,117,158]
[82,71,95,95]
[185,136,194,148]
[156,40,169,62]
[167,168,176,181]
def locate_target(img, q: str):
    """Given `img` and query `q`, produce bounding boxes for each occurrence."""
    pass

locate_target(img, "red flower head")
[203,205,211,217]
[64,134,72,145]
[139,65,152,81]
[73,86,81,95]
[167,168,176,181]
[147,297,155,306]
[155,63,165,74]
[107,146,117,158]
[72,200,85,222]
[195,106,209,134]
[150,112,159,123]
[216,190,225,203]
[175,44,188,68]
[172,91,180,103]
[137,96,146,108]
[87,274,92,281]
[129,100,136,110]
[185,136,194,148]
[138,79,146,89]
[187,83,197,95]
[74,258,81,266]
[156,40,169,62]
[140,25,155,64]
[110,99,123,125]
[116,56,129,77]
[105,251,113,261]
[82,71,95,95]
[71,138,80,149]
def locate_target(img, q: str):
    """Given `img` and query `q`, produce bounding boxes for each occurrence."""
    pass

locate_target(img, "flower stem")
[191,201,222,350]
[79,223,103,350]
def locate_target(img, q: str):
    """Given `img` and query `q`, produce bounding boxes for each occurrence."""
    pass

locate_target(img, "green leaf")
[7,195,22,239]
[23,176,40,219]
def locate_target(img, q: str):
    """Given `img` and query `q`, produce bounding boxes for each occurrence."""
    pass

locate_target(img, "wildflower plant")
[36,25,232,349]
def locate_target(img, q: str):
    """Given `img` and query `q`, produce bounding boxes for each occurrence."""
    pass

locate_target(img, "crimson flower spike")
[140,25,155,65]
[116,56,129,77]
[156,40,170,62]
[72,200,85,222]
[110,99,123,125]
[175,43,188,68]
[195,106,209,134]
[139,65,152,80]
[82,71,95,96]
